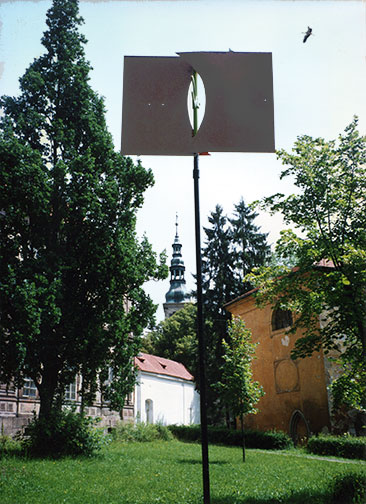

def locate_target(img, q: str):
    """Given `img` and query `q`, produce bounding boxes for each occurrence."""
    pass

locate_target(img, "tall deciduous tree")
[0,0,167,422]
[141,303,198,376]
[246,118,366,409]
[215,317,264,462]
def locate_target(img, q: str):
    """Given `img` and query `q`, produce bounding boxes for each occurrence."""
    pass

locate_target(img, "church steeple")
[163,215,188,318]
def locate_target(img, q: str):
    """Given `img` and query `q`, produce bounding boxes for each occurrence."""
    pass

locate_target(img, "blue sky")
[1,0,366,321]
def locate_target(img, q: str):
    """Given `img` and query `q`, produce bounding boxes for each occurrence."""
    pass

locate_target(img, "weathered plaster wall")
[226,295,330,436]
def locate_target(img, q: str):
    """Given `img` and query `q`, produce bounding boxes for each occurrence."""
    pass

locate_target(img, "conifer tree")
[229,198,271,294]
[0,0,167,423]
[202,205,236,322]
[200,202,269,423]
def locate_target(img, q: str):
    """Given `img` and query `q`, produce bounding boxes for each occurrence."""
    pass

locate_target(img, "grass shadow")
[178,459,229,466]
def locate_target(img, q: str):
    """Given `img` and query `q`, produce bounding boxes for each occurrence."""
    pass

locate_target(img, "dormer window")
[272,308,293,332]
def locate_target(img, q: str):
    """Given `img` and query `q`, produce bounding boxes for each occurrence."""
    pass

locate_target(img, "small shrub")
[110,422,173,442]
[0,433,22,457]
[21,409,108,458]
[168,425,292,450]
[154,422,174,441]
[168,424,201,443]
[332,472,366,503]
[307,434,366,460]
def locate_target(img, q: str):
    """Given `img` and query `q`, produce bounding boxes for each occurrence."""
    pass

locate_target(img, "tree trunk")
[241,413,246,463]
[360,322,366,360]
[360,321,366,409]
[38,386,56,421]
[37,367,59,421]
[225,405,231,429]
[80,377,86,417]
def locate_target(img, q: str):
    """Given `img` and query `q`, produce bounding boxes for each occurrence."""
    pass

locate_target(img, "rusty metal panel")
[121,52,275,155]
[179,52,275,153]
[121,56,193,155]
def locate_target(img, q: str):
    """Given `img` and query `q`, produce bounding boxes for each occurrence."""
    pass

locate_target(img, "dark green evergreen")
[199,202,270,424]
[200,205,235,423]
[0,0,167,424]
[229,198,271,294]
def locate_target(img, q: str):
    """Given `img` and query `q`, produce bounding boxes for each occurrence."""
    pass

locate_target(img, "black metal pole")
[193,153,210,504]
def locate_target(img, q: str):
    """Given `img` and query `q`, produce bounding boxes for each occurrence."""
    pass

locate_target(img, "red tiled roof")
[134,353,194,381]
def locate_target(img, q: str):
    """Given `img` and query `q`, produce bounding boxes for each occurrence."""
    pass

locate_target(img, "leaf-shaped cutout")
[187,72,206,135]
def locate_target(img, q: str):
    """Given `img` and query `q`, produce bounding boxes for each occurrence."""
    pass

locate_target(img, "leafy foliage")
[215,317,264,420]
[141,303,198,376]
[0,433,22,458]
[307,434,366,460]
[215,317,264,460]
[330,360,366,412]
[246,118,366,409]
[0,0,167,426]
[20,409,108,458]
[332,472,366,504]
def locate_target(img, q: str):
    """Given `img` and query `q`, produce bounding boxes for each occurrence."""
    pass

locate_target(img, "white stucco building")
[134,353,200,425]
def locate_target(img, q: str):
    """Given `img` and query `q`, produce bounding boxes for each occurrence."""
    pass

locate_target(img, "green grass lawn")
[1,440,365,504]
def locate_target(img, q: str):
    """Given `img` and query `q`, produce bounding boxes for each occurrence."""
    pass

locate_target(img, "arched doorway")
[290,409,310,446]
[145,399,153,424]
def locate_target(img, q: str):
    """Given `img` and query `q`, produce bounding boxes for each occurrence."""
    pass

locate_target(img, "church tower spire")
[163,215,188,318]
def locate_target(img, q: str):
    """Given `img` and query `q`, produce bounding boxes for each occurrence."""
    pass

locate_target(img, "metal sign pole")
[193,152,210,504]
[122,53,275,504]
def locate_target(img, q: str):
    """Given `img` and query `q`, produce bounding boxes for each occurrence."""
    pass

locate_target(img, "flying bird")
[303,26,313,43]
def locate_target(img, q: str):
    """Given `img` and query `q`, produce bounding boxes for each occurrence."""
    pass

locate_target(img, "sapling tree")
[0,0,167,429]
[215,317,264,462]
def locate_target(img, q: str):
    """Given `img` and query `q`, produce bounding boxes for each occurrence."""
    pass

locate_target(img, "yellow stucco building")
[225,291,333,442]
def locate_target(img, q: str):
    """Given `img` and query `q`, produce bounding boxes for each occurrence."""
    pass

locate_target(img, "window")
[65,381,76,401]
[23,378,37,398]
[272,308,293,332]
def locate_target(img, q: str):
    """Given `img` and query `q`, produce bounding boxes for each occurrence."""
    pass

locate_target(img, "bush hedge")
[20,409,108,458]
[110,422,173,442]
[332,472,366,503]
[168,424,292,450]
[0,433,22,457]
[307,434,366,460]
